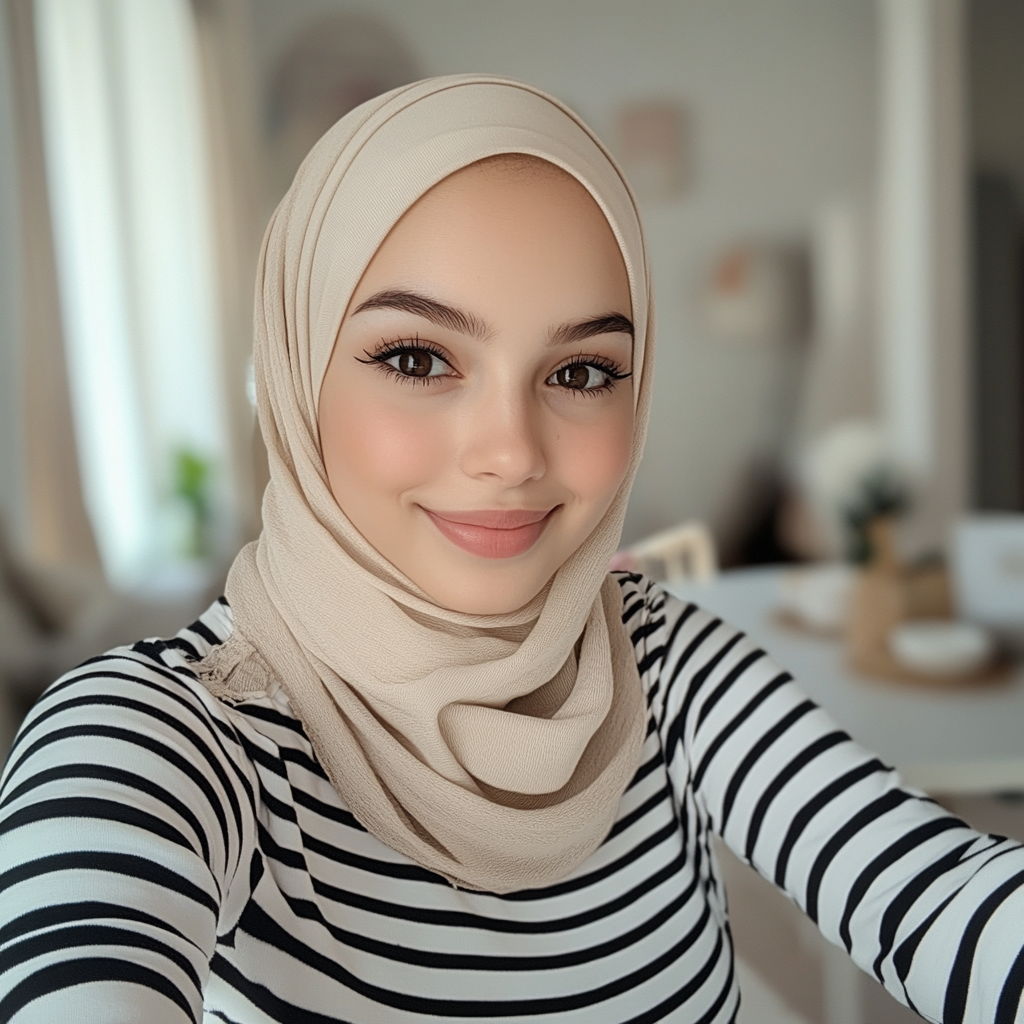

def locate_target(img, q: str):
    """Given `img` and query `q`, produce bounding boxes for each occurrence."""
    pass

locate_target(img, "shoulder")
[612,569,739,676]
[0,601,262,1007]
[1,599,254,793]
[610,570,767,729]
[612,568,717,635]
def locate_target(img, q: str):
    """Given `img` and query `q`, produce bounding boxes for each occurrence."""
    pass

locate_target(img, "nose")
[460,380,546,487]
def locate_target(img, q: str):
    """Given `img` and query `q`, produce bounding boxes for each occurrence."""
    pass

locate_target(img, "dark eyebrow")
[550,313,634,346]
[350,289,490,340]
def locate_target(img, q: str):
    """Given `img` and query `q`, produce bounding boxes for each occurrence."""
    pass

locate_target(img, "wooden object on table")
[846,517,1004,687]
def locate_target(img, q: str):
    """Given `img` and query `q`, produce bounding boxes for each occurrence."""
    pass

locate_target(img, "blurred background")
[1,1,1024,1020]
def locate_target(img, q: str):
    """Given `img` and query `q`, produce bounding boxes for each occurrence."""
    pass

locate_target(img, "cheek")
[554,410,634,504]
[321,391,445,499]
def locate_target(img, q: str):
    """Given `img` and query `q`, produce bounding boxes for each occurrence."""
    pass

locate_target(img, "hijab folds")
[197,75,655,893]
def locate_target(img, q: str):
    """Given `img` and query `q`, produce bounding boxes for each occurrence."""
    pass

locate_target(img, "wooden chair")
[612,521,718,584]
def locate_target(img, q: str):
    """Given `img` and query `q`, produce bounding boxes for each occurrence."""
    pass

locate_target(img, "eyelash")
[357,336,454,387]
[357,337,631,394]
[556,353,632,397]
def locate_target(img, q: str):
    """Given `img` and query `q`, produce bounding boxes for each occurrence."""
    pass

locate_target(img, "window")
[35,0,232,589]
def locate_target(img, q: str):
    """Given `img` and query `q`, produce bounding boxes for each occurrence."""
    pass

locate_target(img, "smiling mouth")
[421,506,558,558]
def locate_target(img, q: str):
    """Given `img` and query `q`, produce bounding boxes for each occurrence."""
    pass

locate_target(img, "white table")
[670,566,1024,1024]
[667,566,1024,795]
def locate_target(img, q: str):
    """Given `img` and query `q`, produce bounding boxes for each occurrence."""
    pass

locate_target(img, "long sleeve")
[0,640,257,1024]
[627,576,1024,1024]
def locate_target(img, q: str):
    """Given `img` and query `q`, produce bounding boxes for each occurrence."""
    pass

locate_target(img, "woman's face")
[318,158,635,614]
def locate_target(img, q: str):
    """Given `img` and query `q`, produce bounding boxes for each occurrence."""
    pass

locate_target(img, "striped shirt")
[1,573,1023,1023]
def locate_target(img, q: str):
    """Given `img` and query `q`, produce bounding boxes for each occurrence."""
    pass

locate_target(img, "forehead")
[414,153,608,221]
[355,158,629,296]
[453,152,584,184]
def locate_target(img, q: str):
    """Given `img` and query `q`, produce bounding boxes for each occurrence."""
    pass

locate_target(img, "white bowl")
[889,620,994,677]
[779,563,855,633]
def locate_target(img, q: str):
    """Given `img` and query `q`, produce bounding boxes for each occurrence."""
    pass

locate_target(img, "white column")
[876,0,969,553]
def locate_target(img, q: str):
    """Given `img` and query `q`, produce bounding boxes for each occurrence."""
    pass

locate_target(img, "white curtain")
[33,0,237,590]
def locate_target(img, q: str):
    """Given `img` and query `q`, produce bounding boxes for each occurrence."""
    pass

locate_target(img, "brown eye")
[397,351,433,376]
[549,363,610,390]
[382,348,451,379]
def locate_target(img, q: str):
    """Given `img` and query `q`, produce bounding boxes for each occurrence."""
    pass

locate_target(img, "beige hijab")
[197,75,654,893]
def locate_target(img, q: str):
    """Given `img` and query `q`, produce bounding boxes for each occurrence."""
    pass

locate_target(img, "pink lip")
[422,507,557,558]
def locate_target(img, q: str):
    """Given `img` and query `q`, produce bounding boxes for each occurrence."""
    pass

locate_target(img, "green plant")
[842,465,910,564]
[172,447,212,559]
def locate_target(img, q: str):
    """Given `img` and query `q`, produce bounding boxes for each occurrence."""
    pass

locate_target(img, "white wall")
[250,0,878,548]
[0,11,25,548]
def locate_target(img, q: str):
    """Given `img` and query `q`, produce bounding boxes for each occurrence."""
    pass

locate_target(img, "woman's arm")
[629,576,1024,1024]
[0,643,257,1024]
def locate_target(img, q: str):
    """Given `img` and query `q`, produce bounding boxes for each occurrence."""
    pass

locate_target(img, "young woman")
[1,75,1022,1024]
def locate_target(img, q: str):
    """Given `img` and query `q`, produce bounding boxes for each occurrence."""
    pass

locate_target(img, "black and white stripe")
[1,573,1023,1023]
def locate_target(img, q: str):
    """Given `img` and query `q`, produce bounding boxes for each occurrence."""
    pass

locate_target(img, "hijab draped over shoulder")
[197,75,655,893]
